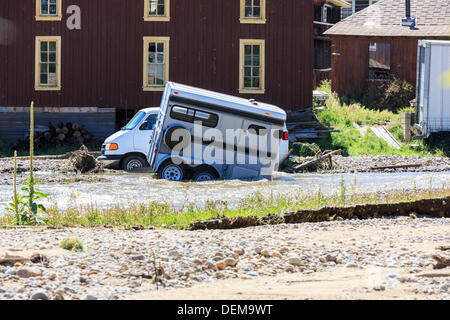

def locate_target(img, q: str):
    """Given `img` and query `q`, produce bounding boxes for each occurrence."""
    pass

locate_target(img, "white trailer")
[415,40,450,138]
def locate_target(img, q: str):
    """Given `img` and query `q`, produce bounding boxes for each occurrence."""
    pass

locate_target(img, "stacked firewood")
[12,122,97,150]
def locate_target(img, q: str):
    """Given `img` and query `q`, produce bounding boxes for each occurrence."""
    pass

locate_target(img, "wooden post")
[401,112,413,142]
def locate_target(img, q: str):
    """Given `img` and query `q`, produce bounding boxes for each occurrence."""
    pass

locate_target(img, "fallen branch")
[437,245,450,251]
[369,164,422,170]
[416,272,450,278]
[431,254,450,269]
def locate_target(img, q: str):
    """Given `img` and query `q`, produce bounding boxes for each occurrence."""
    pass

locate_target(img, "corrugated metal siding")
[0,0,313,112]
[331,35,450,95]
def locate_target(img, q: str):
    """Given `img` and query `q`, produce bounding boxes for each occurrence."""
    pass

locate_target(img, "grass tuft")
[60,238,85,252]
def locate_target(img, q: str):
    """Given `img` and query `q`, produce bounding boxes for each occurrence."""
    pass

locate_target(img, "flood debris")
[68,145,103,173]
[431,254,450,269]
[284,143,342,173]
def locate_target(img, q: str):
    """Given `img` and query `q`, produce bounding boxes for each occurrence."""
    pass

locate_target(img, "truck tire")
[164,126,191,150]
[158,161,185,181]
[192,168,217,182]
[121,155,149,172]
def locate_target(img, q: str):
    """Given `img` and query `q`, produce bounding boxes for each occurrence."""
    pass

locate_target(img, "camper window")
[248,124,267,136]
[170,106,218,128]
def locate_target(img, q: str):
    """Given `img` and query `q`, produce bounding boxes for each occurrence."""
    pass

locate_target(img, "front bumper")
[97,155,123,161]
[99,144,123,161]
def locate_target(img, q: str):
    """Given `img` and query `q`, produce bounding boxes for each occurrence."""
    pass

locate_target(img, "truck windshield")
[122,112,146,130]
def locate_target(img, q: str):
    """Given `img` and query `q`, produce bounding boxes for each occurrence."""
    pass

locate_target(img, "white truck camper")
[415,40,450,138]
[99,83,289,179]
[148,82,290,181]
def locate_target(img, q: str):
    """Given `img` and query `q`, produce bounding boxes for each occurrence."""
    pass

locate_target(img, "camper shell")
[415,40,450,138]
[148,82,289,181]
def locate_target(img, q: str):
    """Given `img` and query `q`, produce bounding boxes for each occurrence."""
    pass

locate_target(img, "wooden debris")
[437,245,450,251]
[369,164,422,170]
[0,252,30,264]
[12,121,99,151]
[292,149,342,172]
[431,254,450,269]
[286,108,337,142]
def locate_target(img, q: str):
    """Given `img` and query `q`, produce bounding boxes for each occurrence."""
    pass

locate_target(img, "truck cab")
[98,107,159,171]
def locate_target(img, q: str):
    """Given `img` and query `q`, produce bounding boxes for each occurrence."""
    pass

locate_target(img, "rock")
[384,273,399,280]
[260,250,271,257]
[254,247,262,254]
[234,249,245,256]
[47,273,57,281]
[31,291,49,300]
[131,254,145,261]
[271,251,282,259]
[344,263,358,268]
[5,268,16,275]
[224,258,237,267]
[325,253,337,262]
[216,261,226,271]
[373,285,386,291]
[319,256,327,263]
[285,266,295,272]
[192,258,203,265]
[84,294,98,300]
[54,294,64,300]
[16,267,42,278]
[247,271,259,277]
[288,257,303,267]
[280,247,289,254]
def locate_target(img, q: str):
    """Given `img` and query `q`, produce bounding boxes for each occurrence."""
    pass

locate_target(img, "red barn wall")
[330,35,450,95]
[0,0,313,112]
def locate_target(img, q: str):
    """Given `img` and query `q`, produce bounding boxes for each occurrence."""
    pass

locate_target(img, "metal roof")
[167,82,287,123]
[324,0,450,37]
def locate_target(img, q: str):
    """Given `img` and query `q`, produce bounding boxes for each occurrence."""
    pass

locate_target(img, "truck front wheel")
[121,155,149,172]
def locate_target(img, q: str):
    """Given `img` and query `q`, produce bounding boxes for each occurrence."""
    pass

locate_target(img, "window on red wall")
[368,42,391,80]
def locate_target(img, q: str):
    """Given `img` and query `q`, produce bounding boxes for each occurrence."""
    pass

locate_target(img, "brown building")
[324,0,450,96]
[0,0,314,143]
[313,0,350,87]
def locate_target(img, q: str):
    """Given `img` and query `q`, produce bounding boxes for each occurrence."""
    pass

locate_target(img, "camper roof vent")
[248,99,258,106]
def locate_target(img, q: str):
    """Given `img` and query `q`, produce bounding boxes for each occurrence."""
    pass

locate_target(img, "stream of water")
[0,171,449,213]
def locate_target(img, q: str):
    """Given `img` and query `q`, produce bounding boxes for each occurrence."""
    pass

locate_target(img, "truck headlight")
[106,143,119,151]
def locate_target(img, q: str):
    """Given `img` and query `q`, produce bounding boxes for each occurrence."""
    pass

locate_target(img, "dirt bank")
[190,196,450,230]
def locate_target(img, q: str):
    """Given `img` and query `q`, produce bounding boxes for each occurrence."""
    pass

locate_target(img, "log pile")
[12,122,98,151]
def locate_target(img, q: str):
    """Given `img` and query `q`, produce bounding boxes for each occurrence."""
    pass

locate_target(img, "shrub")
[376,77,415,112]
[60,238,85,252]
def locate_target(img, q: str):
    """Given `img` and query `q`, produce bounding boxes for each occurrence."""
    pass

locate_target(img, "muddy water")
[0,171,449,213]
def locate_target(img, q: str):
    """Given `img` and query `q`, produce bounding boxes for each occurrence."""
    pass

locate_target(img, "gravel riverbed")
[0,217,449,300]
